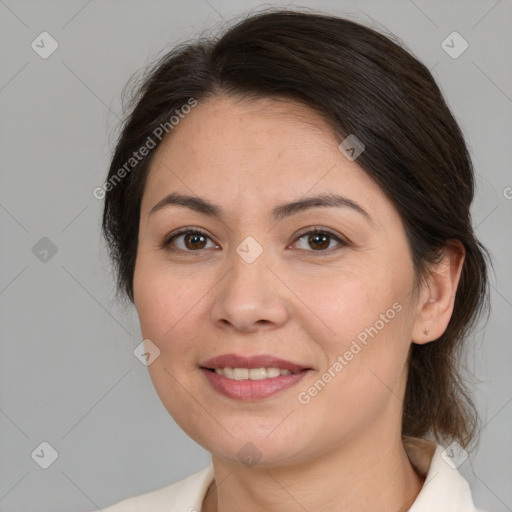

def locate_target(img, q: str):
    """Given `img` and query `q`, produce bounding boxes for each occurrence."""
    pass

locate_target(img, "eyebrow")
[149,191,371,222]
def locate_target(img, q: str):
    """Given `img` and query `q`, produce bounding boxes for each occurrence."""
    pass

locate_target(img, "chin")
[185,421,317,467]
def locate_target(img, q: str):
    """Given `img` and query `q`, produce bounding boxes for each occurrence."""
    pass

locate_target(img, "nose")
[210,247,290,333]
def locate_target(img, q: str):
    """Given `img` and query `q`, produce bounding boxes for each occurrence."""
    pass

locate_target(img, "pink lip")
[201,368,309,400]
[200,353,307,373]
[199,353,311,401]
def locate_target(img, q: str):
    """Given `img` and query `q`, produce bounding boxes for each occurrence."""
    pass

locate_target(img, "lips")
[200,353,308,373]
[199,353,312,400]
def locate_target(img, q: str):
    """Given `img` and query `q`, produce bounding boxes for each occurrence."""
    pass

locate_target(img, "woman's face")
[133,95,423,466]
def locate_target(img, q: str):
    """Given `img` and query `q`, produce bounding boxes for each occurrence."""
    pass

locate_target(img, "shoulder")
[403,436,491,512]
[97,465,214,512]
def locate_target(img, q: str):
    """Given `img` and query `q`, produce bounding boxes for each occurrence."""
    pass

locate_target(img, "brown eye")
[162,227,347,256]
[292,228,347,254]
[183,232,208,250]
[307,232,331,250]
[163,229,217,253]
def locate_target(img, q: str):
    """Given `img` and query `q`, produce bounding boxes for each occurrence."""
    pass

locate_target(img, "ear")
[412,241,465,344]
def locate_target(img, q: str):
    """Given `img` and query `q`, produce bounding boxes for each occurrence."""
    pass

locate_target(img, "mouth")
[199,353,312,400]
[204,367,301,380]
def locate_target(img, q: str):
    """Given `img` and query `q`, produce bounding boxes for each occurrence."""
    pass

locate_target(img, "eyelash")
[160,226,349,256]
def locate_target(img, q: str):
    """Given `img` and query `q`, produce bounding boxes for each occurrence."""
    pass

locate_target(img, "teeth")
[213,367,295,380]
[234,368,248,380]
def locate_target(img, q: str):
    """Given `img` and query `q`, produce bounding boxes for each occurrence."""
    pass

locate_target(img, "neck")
[202,428,425,512]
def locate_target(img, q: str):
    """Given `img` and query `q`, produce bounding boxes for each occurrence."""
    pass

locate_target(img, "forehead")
[141,95,392,225]
[153,95,339,167]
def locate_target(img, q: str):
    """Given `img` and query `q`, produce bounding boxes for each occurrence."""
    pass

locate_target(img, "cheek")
[293,261,413,399]
[133,258,209,430]
[133,254,193,340]
[133,254,216,397]
[291,261,409,347]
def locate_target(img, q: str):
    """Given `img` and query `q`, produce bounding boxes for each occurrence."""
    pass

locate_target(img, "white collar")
[403,436,481,511]
[102,437,482,511]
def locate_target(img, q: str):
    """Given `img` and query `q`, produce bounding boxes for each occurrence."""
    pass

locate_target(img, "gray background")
[0,1,511,511]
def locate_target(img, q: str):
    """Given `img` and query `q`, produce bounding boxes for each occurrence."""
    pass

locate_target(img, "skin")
[133,95,465,512]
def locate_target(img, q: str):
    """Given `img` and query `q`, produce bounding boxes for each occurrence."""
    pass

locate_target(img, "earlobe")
[412,241,465,344]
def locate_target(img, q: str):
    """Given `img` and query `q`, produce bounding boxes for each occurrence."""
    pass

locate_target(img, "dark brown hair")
[101,9,490,449]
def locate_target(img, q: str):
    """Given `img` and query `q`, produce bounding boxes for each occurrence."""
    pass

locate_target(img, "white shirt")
[98,437,488,511]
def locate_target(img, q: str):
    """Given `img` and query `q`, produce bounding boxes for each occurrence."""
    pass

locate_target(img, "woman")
[97,9,491,512]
